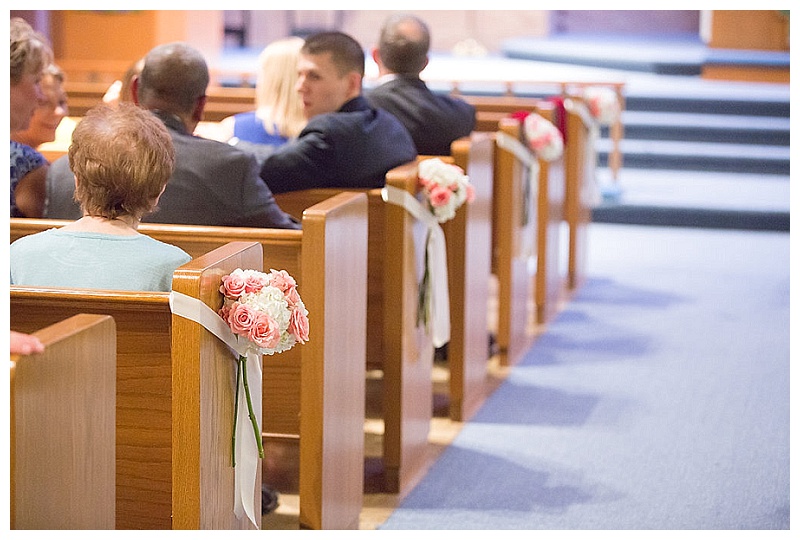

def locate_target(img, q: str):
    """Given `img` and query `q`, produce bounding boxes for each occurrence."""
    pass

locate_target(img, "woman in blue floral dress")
[10,18,52,217]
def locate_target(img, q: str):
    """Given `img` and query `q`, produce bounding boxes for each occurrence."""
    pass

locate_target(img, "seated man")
[45,42,299,230]
[258,31,417,194]
[367,13,476,156]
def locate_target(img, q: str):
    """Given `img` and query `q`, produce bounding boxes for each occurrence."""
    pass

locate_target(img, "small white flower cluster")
[583,86,621,125]
[418,158,475,223]
[523,113,564,162]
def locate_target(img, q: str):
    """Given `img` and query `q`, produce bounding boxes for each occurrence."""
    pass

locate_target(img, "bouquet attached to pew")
[418,157,475,223]
[582,85,621,125]
[219,268,309,464]
[522,112,564,162]
[414,158,475,331]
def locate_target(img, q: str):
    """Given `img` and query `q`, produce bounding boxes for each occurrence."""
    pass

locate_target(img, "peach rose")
[244,272,268,294]
[268,269,297,294]
[429,184,452,208]
[249,312,281,350]
[227,302,257,336]
[289,307,310,343]
[220,272,247,298]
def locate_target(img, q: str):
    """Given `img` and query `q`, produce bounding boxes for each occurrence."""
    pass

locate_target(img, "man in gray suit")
[45,42,299,230]
[366,13,476,156]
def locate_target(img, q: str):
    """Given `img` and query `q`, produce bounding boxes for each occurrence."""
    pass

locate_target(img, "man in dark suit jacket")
[45,42,299,230]
[258,31,417,194]
[366,13,476,156]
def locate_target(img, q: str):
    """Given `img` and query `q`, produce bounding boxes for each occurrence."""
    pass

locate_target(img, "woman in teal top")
[10,103,191,292]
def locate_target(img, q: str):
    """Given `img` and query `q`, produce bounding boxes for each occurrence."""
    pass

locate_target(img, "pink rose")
[218,304,231,321]
[244,272,268,294]
[465,183,476,203]
[285,287,302,309]
[268,269,297,295]
[227,302,257,337]
[428,184,452,208]
[220,273,247,298]
[249,312,281,350]
[288,307,310,343]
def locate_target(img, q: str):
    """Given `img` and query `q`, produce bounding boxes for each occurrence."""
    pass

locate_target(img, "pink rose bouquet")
[418,157,475,223]
[219,268,309,463]
[523,113,564,162]
[583,86,621,125]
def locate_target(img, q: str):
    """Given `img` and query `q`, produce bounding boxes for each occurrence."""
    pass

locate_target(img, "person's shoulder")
[10,227,59,251]
[137,234,192,261]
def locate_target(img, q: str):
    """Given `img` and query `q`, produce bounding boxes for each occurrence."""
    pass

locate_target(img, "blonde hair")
[254,37,306,139]
[10,17,53,84]
[70,103,175,220]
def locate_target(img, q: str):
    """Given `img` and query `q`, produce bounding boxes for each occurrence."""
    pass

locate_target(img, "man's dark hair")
[302,31,365,78]
[378,13,430,76]
[138,42,209,114]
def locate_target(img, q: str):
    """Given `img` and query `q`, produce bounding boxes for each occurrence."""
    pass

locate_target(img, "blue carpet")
[381,223,790,530]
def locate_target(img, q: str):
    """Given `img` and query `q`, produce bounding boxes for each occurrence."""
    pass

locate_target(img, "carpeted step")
[623,93,789,118]
[591,204,789,231]
[596,139,789,175]
[604,111,789,146]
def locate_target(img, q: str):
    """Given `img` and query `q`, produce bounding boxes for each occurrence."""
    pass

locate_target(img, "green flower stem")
[232,356,242,467]
[240,354,265,459]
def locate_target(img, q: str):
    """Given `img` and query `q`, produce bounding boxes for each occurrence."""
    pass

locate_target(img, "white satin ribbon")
[169,291,262,529]
[381,186,451,348]
[496,131,540,260]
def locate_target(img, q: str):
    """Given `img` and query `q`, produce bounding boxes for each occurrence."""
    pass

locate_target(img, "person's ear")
[130,76,140,106]
[371,47,381,67]
[347,71,362,96]
[192,95,207,123]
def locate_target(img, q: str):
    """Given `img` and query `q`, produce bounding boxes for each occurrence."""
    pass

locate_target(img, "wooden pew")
[491,104,567,366]
[491,119,537,367]
[273,165,435,494]
[441,133,494,422]
[531,101,568,325]
[10,241,264,529]
[563,98,596,292]
[11,313,116,529]
[10,191,368,530]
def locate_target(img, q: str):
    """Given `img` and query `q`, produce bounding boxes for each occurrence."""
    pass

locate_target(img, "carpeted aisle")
[380,223,790,530]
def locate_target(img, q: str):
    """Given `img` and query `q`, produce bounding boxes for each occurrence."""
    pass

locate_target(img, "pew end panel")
[299,191,368,529]
[10,287,174,529]
[564,98,597,292]
[276,174,436,495]
[171,241,264,530]
[380,162,435,494]
[533,101,568,326]
[446,133,494,422]
[11,313,116,530]
[494,119,538,367]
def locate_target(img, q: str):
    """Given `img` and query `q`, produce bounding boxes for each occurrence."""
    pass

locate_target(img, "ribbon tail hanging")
[169,291,261,528]
[381,186,451,347]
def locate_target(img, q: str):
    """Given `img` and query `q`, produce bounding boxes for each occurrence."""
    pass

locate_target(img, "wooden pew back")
[10,191,368,530]
[274,165,434,494]
[11,313,116,530]
[11,241,263,529]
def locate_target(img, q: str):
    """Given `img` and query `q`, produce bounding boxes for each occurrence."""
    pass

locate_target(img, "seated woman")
[10,18,52,218]
[11,63,71,151]
[10,103,191,292]
[201,37,306,165]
